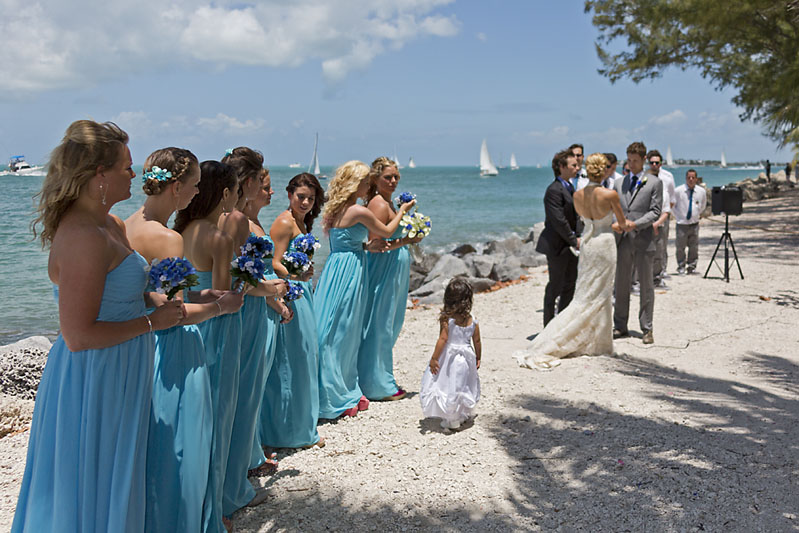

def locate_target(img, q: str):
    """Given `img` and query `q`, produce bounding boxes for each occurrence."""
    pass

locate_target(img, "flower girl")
[420,278,482,429]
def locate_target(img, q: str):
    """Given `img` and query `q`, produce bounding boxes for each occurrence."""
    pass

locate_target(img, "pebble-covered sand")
[2,190,798,532]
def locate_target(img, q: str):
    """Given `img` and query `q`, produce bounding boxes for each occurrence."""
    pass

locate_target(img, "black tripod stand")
[704,214,743,282]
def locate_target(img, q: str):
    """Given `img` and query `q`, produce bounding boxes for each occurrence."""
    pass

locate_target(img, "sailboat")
[509,153,519,171]
[720,150,727,168]
[407,157,416,169]
[308,133,324,177]
[666,146,674,167]
[479,139,499,177]
[393,147,404,169]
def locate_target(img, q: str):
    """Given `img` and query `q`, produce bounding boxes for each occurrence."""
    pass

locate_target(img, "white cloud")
[476,32,487,42]
[649,109,687,127]
[196,113,265,133]
[0,0,460,95]
[528,125,569,139]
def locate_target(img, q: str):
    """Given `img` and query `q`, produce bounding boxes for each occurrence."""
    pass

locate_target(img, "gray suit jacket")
[614,172,663,252]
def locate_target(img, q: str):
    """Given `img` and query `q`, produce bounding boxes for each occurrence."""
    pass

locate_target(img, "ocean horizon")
[0,164,769,344]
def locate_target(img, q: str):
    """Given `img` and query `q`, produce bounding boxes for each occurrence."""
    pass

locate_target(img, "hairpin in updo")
[142,166,173,183]
[225,148,234,156]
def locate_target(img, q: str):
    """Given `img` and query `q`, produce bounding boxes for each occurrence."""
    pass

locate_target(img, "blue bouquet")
[395,191,416,209]
[284,281,304,302]
[230,254,267,289]
[291,233,321,257]
[281,251,311,277]
[146,257,199,300]
[241,234,273,259]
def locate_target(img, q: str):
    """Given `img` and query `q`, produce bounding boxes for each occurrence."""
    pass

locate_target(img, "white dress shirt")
[672,183,707,224]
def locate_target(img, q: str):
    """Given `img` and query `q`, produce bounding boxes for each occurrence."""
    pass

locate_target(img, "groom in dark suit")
[613,141,663,344]
[536,149,582,326]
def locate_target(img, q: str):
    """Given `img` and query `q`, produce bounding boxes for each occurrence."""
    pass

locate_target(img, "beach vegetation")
[586,0,799,150]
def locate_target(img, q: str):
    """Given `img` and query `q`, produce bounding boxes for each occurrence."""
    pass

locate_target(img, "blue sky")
[0,1,792,167]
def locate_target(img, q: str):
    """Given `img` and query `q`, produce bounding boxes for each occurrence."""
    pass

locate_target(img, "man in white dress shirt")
[602,152,621,189]
[646,150,675,285]
[672,169,707,274]
[570,143,589,190]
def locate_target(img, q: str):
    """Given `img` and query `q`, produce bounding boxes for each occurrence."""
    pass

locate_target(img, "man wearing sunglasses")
[647,150,675,288]
[570,143,589,191]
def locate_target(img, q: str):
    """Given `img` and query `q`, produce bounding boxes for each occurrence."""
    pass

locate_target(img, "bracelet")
[144,314,153,333]
[214,300,223,316]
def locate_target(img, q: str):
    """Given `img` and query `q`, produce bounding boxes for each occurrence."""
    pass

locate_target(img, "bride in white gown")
[516,153,631,369]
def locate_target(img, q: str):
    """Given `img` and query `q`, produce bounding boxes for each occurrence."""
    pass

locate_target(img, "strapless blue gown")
[260,237,320,448]
[222,246,278,515]
[358,226,410,399]
[145,321,213,533]
[195,271,242,531]
[13,252,154,533]
[248,268,280,469]
[315,224,369,419]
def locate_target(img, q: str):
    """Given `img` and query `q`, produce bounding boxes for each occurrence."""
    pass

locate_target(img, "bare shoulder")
[271,211,296,235]
[50,217,111,281]
[367,195,392,220]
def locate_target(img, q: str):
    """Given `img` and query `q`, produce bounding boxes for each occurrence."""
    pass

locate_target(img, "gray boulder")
[485,234,523,256]
[410,277,449,298]
[408,269,426,293]
[425,254,469,283]
[450,244,477,257]
[491,256,526,282]
[465,254,496,278]
[416,291,444,306]
[411,250,440,275]
[524,227,535,243]
[462,276,495,293]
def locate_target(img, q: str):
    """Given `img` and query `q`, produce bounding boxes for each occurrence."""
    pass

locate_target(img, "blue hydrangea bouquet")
[146,257,199,300]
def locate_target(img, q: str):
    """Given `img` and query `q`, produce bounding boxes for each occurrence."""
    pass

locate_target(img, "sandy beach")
[2,189,798,531]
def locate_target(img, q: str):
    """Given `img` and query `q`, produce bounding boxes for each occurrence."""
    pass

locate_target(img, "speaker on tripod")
[704,186,744,282]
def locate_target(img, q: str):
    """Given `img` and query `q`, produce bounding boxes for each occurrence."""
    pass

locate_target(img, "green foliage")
[585,0,799,149]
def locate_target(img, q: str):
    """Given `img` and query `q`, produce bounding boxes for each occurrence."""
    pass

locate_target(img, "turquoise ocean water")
[0,164,764,344]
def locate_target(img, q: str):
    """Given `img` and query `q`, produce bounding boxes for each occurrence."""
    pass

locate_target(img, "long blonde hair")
[32,120,129,247]
[366,156,397,202]
[322,160,369,229]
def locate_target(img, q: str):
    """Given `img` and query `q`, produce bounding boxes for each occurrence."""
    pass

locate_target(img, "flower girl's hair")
[439,277,473,322]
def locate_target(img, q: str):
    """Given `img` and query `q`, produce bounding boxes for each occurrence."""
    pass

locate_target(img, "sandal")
[381,388,406,401]
[342,406,358,417]
[247,453,278,477]
[302,436,326,449]
[357,395,370,411]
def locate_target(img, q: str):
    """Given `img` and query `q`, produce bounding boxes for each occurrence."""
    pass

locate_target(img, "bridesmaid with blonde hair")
[315,160,415,420]
[13,121,184,532]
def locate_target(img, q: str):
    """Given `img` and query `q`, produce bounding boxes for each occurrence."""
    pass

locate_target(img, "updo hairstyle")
[221,147,265,198]
[366,156,398,201]
[585,153,609,182]
[33,120,129,247]
[142,147,199,195]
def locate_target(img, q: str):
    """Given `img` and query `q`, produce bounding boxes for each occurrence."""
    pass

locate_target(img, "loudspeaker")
[711,186,743,216]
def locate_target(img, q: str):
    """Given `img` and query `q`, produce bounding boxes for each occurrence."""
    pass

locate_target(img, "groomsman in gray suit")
[612,142,663,344]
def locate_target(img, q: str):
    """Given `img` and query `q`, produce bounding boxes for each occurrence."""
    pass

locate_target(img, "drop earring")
[100,182,107,206]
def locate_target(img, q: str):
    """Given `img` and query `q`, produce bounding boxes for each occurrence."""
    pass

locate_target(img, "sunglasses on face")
[649,160,661,166]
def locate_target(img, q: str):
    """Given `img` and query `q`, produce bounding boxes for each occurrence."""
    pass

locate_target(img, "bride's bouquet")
[401,211,432,239]
[146,257,199,300]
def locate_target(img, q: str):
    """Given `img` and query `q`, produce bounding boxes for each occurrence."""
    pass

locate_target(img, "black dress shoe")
[612,329,629,339]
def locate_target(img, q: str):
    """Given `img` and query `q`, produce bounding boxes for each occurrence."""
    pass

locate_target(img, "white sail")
[509,153,519,170]
[393,147,403,169]
[479,139,499,176]
[308,133,321,175]
[720,150,727,168]
[666,146,674,166]
[408,157,416,168]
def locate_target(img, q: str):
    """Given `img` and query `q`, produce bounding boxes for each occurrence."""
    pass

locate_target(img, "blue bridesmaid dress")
[145,321,213,533]
[315,223,369,419]
[259,238,321,448]
[13,252,154,533]
[358,225,410,399]
[195,271,242,532]
[222,239,278,515]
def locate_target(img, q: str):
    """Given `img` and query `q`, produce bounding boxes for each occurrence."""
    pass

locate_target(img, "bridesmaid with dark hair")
[13,121,184,533]
[125,147,243,532]
[259,172,327,449]
[175,161,243,533]
[358,157,423,401]
[219,147,288,512]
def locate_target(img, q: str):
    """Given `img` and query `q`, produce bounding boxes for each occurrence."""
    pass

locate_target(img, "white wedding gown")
[515,212,616,369]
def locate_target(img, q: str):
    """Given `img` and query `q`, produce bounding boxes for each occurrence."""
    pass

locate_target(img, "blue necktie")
[630,175,638,192]
[687,188,694,220]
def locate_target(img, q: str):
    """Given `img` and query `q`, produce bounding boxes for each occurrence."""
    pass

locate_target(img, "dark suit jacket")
[536,179,583,257]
